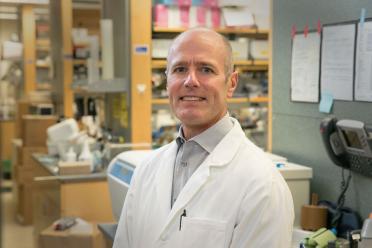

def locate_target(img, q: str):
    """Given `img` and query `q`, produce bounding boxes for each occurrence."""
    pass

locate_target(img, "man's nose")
[183,70,199,87]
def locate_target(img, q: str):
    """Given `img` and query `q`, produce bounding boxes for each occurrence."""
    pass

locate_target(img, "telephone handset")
[320,117,349,168]
[320,117,372,177]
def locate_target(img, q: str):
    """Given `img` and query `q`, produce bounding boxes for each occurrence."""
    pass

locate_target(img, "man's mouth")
[179,96,206,101]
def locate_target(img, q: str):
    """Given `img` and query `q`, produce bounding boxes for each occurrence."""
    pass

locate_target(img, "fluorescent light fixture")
[0,0,48,4]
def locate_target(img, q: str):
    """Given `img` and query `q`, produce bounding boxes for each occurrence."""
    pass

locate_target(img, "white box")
[229,38,249,60]
[250,39,269,60]
[152,39,173,59]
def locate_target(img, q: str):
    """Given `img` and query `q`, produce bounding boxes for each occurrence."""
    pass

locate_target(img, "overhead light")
[0,0,48,4]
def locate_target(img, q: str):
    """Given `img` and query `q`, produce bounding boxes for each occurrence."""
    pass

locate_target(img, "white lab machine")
[107,150,153,220]
[278,162,313,227]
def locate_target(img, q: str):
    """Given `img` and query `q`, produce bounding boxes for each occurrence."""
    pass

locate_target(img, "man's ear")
[227,71,238,98]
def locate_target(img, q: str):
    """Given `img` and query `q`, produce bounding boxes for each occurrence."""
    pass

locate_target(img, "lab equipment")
[102,142,151,168]
[47,118,79,143]
[47,118,80,159]
[107,150,153,220]
[320,117,372,177]
[277,161,313,227]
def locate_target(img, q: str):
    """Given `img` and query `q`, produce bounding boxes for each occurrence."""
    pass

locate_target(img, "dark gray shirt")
[171,114,233,207]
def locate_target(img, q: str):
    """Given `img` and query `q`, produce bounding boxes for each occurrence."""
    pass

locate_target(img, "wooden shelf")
[73,59,86,65]
[152,59,268,70]
[36,64,50,68]
[152,97,268,105]
[227,96,269,103]
[73,59,103,67]
[36,39,50,47]
[152,60,167,69]
[153,27,269,36]
[36,83,52,90]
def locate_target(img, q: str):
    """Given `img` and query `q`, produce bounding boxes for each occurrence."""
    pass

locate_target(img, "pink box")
[178,0,192,7]
[204,0,218,7]
[211,7,221,28]
[179,6,190,27]
[196,6,207,26]
[154,4,168,27]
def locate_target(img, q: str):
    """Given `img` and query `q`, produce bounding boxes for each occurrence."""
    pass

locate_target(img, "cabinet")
[19,4,51,93]
[49,0,102,118]
[151,26,271,149]
[32,154,113,246]
[35,17,52,90]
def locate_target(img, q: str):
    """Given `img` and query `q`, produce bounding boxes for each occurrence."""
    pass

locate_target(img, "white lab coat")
[113,118,294,248]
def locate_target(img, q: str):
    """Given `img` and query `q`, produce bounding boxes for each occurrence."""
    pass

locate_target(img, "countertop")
[32,153,107,183]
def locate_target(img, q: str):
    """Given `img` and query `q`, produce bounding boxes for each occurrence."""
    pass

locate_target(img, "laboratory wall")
[272,0,372,219]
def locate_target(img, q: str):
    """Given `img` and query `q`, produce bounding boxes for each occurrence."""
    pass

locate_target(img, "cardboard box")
[16,98,53,139]
[250,39,269,60]
[230,38,249,60]
[0,121,15,161]
[19,146,48,169]
[22,115,57,147]
[16,100,33,139]
[16,167,33,185]
[58,161,92,175]
[11,139,22,169]
[39,219,106,248]
[16,183,33,225]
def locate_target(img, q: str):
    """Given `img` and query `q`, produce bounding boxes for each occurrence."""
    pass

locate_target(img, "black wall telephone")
[320,117,372,177]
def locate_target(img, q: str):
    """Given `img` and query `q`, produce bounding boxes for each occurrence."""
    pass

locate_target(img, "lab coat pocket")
[181,217,227,248]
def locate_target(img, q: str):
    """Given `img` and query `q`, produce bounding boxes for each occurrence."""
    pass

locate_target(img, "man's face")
[166,31,237,138]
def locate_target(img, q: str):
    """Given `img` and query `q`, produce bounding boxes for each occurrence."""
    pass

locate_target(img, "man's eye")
[173,67,187,73]
[201,67,214,74]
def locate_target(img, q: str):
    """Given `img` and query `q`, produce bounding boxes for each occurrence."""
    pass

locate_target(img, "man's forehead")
[169,30,225,53]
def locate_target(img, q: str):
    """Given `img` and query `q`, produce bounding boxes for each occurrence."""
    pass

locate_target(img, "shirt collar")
[176,113,233,153]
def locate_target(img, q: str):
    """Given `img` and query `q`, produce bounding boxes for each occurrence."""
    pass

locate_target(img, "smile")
[179,96,206,101]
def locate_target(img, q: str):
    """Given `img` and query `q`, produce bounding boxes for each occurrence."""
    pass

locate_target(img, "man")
[113,28,294,248]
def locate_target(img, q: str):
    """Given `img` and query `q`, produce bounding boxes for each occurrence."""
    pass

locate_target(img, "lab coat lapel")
[157,119,244,239]
[154,141,177,217]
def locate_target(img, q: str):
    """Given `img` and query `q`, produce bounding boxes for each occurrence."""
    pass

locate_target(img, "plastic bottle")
[361,213,372,239]
[78,139,93,171]
[65,147,76,162]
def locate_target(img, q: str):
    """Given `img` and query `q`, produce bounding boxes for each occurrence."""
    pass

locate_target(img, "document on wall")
[291,32,321,102]
[321,23,356,101]
[355,21,372,101]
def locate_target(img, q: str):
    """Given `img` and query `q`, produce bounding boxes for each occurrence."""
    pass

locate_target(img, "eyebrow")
[169,60,218,70]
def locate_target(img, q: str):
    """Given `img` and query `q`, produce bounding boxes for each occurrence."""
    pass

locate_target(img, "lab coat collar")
[156,118,244,240]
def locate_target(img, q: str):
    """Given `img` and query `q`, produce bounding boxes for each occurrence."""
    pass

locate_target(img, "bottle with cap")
[78,139,93,171]
[65,147,77,162]
[360,213,372,248]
